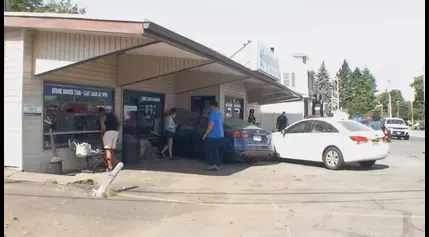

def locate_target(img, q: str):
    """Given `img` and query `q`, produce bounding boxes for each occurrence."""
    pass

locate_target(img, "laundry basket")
[68,139,105,173]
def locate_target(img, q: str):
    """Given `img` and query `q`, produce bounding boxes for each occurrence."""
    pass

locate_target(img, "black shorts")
[164,131,175,139]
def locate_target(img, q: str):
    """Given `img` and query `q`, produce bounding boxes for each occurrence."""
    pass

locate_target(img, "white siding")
[123,75,177,110]
[174,71,243,94]
[22,31,119,173]
[220,81,248,118]
[118,54,210,86]
[176,86,220,110]
[33,31,152,75]
[4,28,25,169]
[259,101,305,132]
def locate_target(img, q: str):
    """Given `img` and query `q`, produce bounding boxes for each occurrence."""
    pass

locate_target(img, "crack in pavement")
[372,201,424,237]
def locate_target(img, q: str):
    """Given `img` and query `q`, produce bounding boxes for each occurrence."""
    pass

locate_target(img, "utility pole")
[336,79,340,110]
[423,66,426,121]
[380,104,384,117]
[387,80,392,117]
[396,101,400,117]
[411,98,414,128]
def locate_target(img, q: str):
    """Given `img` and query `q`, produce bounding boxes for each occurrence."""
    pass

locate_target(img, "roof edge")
[4,11,143,24]
[142,22,302,101]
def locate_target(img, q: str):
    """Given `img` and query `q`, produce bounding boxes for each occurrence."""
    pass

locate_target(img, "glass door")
[225,96,244,119]
[123,90,165,141]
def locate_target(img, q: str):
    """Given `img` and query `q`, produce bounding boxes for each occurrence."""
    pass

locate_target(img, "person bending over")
[98,107,121,171]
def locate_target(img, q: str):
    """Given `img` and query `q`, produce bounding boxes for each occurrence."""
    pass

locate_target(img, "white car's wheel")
[322,146,344,170]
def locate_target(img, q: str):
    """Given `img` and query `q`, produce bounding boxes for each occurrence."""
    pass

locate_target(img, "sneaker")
[106,168,113,172]
[207,165,219,171]
[169,156,178,160]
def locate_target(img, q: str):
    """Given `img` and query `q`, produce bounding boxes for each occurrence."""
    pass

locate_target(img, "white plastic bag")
[75,141,92,157]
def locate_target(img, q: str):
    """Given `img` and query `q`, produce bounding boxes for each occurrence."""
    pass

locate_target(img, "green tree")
[5,0,44,12]
[335,59,352,108]
[376,89,408,118]
[410,75,424,103]
[345,67,378,116]
[6,0,85,14]
[315,61,332,103]
[44,0,86,14]
[410,75,425,120]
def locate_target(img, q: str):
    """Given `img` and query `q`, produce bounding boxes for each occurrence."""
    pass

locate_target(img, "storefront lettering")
[141,96,161,102]
[46,84,111,99]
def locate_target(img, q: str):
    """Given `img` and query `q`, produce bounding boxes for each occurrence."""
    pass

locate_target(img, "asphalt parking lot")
[4,137,425,237]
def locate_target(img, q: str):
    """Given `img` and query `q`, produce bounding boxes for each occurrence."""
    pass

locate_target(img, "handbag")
[74,141,92,157]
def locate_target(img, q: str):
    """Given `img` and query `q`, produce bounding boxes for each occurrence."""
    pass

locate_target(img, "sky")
[75,0,425,100]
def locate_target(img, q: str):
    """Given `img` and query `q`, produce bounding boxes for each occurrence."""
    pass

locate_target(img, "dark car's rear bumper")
[234,146,275,158]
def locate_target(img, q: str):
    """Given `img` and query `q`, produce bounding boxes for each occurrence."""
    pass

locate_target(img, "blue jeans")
[204,137,222,166]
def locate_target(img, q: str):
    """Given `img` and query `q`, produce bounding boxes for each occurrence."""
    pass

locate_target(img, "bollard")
[93,162,124,197]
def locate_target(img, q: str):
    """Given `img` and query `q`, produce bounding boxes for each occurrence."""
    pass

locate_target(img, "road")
[5,137,425,237]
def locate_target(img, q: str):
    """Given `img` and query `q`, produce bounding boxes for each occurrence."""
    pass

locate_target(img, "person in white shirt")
[161,108,177,160]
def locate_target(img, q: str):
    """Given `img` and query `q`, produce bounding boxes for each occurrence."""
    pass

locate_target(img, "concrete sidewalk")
[4,167,109,185]
[410,130,425,138]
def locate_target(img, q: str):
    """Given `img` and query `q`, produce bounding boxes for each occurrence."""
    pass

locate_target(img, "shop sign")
[23,102,42,116]
[124,105,138,112]
[140,96,161,102]
[44,84,113,100]
[225,102,233,108]
[256,42,280,80]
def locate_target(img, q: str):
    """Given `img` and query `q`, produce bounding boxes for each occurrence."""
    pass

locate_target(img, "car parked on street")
[271,118,389,170]
[173,108,274,163]
[381,117,410,140]
[414,120,425,130]
[360,119,391,142]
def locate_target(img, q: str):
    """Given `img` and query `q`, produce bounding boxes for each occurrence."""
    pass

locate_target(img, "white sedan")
[271,118,389,170]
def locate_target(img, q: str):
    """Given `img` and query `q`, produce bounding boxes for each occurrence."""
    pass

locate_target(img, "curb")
[4,168,107,185]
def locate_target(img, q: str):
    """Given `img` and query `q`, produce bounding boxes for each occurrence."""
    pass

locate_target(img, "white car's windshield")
[386,119,405,125]
[337,120,374,132]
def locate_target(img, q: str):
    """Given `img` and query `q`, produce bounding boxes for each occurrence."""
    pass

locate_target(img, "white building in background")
[231,41,318,131]
[261,53,317,127]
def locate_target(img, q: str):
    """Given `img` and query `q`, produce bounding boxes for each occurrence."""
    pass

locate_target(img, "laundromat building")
[4,12,302,173]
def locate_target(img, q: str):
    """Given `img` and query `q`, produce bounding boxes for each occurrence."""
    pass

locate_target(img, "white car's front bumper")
[389,129,410,137]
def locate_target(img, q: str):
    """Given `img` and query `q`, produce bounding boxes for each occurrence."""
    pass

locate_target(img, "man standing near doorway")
[98,107,121,171]
[247,109,256,125]
[276,111,289,132]
[202,101,224,171]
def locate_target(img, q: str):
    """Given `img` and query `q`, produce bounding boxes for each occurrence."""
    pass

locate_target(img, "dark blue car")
[172,109,274,163]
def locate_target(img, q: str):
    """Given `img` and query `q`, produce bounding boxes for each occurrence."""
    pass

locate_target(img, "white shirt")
[164,115,176,133]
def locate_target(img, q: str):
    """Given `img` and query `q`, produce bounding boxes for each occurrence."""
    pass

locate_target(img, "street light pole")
[336,78,340,110]
[396,101,400,117]
[387,80,392,117]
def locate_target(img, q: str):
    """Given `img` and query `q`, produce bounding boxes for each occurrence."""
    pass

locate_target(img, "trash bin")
[122,135,140,165]
[50,156,63,175]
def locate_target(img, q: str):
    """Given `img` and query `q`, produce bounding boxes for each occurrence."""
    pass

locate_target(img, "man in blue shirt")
[202,101,224,171]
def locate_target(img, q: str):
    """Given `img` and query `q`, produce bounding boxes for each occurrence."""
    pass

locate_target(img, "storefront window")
[224,96,244,119]
[123,90,165,143]
[43,83,114,150]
